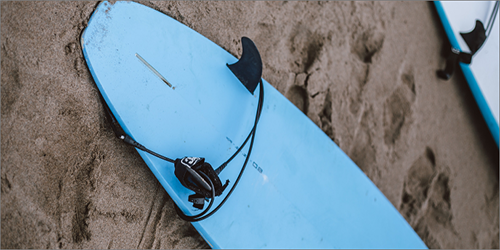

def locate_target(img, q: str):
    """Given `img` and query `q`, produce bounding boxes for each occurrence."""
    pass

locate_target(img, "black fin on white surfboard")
[460,20,486,55]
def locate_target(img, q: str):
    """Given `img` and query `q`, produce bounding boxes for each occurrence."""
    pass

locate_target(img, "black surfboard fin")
[460,20,486,55]
[227,37,262,94]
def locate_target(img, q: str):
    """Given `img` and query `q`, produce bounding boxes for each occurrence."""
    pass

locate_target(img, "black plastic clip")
[188,194,206,210]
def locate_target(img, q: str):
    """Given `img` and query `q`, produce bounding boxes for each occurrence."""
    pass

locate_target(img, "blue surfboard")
[435,1,499,147]
[81,1,427,248]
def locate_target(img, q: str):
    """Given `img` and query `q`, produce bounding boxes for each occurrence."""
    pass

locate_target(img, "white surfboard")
[435,1,499,146]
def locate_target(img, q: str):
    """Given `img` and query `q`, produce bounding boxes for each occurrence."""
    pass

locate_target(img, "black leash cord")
[123,135,175,163]
[486,2,499,37]
[100,79,264,221]
[98,92,176,163]
[174,80,264,222]
[215,84,263,175]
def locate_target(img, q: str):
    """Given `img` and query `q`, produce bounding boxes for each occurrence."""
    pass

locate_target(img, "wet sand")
[1,1,498,249]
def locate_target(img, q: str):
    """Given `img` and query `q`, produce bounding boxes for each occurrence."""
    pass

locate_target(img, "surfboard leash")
[97,79,264,222]
[173,37,265,221]
[174,79,264,222]
[94,36,264,222]
[97,89,225,204]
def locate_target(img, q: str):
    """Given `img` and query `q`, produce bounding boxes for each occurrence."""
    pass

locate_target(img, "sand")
[1,1,498,249]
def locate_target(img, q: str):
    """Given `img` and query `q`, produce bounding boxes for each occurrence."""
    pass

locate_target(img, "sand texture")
[1,1,498,249]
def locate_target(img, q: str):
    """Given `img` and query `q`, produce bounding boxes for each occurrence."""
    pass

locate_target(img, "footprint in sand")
[400,147,458,248]
[288,24,324,74]
[1,38,26,116]
[400,147,436,223]
[286,85,309,114]
[65,41,87,77]
[383,68,416,145]
[345,26,385,178]
[286,25,326,116]
[350,28,385,64]
[348,27,385,115]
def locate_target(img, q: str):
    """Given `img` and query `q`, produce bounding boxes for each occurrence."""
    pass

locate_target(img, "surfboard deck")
[434,1,499,147]
[81,1,427,248]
